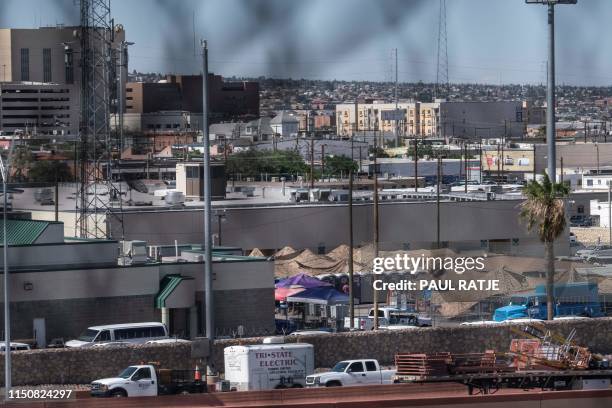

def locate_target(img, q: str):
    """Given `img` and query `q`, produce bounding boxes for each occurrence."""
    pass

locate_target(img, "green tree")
[226,150,308,178]
[520,174,570,320]
[324,155,357,177]
[10,147,32,182]
[28,161,72,182]
[368,147,389,158]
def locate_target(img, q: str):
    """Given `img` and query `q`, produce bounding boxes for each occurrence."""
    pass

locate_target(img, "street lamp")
[526,0,577,182]
[0,140,14,400]
[117,41,135,155]
[215,210,227,246]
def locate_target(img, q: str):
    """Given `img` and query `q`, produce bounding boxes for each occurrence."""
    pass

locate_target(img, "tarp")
[275,273,332,289]
[274,286,306,301]
[286,286,350,305]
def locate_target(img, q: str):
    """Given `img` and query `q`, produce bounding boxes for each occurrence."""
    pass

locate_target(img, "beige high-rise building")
[0,25,126,139]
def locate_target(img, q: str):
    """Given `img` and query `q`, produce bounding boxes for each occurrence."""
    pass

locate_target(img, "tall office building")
[0,26,125,138]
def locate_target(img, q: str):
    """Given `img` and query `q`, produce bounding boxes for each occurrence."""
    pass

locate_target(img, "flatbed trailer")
[395,369,612,395]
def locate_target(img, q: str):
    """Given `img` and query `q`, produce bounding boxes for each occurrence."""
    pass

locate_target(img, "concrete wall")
[1,241,118,270]
[0,317,610,385]
[113,200,569,256]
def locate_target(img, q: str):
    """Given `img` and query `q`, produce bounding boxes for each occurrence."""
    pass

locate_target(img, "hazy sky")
[0,0,610,85]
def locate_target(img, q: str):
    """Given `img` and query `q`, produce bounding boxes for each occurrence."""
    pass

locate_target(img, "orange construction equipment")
[194,364,202,381]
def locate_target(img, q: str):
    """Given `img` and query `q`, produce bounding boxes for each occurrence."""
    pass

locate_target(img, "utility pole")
[464,142,468,193]
[608,180,611,246]
[533,144,537,181]
[414,138,418,192]
[436,155,442,249]
[560,157,564,184]
[584,119,588,143]
[394,48,400,147]
[496,144,501,183]
[372,127,380,330]
[479,136,483,184]
[310,137,315,189]
[321,144,325,181]
[359,146,362,175]
[201,40,215,377]
[596,143,600,175]
[502,121,506,183]
[348,168,354,329]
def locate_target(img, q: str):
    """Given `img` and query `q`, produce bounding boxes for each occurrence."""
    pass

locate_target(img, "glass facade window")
[43,48,52,82]
[20,48,29,81]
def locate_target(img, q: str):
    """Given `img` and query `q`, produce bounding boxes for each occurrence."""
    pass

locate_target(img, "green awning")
[155,274,194,308]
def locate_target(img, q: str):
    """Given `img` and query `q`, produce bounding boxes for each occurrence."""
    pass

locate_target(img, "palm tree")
[520,174,569,320]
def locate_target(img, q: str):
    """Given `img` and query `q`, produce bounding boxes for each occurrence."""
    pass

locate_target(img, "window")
[20,48,29,81]
[587,179,593,186]
[131,367,152,381]
[598,179,602,185]
[347,362,364,373]
[365,361,377,372]
[150,326,166,337]
[65,48,74,84]
[96,330,111,342]
[43,48,52,82]
[578,205,585,214]
[115,328,138,340]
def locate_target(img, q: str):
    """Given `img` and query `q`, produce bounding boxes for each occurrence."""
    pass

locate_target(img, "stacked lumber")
[395,353,451,378]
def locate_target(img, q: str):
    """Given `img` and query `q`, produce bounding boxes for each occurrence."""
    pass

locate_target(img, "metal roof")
[0,219,52,245]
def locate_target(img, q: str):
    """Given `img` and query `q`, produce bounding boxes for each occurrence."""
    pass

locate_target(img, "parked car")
[91,341,132,348]
[146,338,191,345]
[0,342,31,351]
[288,329,333,337]
[91,364,205,397]
[576,245,612,259]
[305,359,395,387]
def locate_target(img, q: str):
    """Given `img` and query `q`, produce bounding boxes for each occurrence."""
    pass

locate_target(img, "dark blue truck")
[493,282,604,321]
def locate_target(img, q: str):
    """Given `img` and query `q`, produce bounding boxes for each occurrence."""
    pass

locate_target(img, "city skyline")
[0,0,611,86]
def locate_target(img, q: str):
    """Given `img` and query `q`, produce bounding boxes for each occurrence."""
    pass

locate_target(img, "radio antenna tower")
[435,0,449,100]
[75,0,124,239]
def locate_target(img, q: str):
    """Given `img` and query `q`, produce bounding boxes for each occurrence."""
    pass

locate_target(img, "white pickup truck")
[305,359,396,387]
[90,364,206,397]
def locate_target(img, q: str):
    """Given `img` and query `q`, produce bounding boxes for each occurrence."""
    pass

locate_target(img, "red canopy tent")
[274,286,306,301]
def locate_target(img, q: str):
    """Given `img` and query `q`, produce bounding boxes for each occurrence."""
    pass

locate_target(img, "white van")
[65,322,168,348]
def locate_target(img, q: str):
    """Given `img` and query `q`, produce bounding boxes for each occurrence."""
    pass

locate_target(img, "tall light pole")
[526,0,577,182]
[0,141,14,400]
[118,41,134,155]
[201,39,214,377]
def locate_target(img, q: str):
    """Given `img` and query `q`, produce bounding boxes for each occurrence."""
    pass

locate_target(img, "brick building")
[125,74,260,125]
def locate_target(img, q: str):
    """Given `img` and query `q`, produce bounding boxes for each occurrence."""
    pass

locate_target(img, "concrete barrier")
[0,317,610,386]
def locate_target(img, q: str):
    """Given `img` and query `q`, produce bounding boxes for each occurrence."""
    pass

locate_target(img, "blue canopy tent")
[286,286,349,305]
